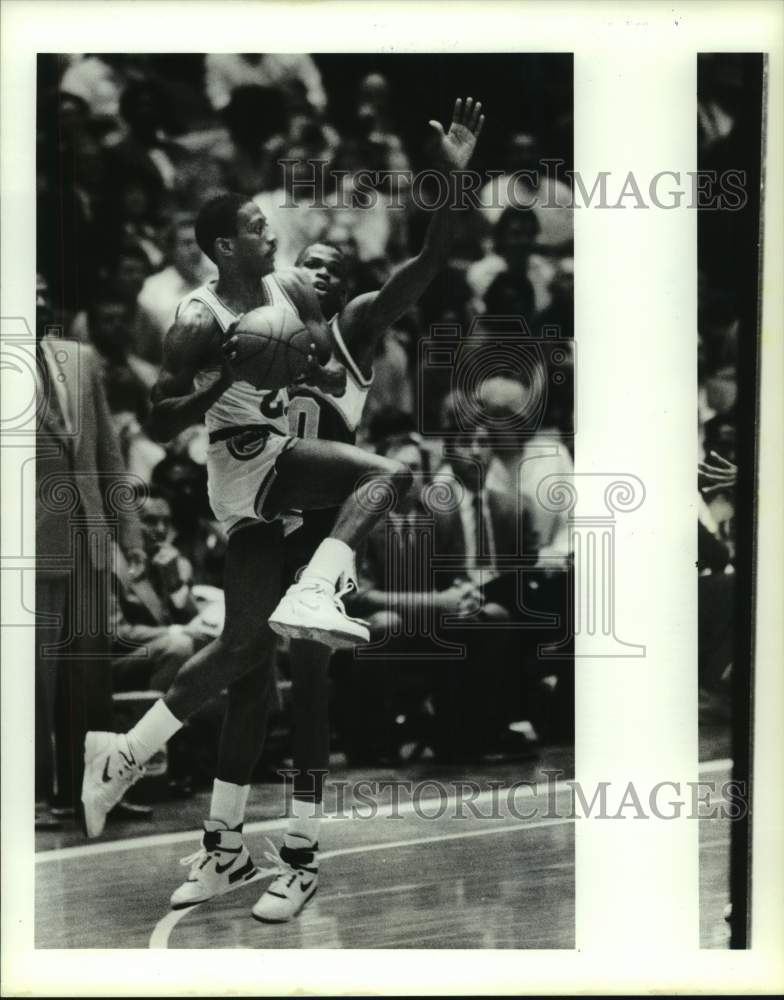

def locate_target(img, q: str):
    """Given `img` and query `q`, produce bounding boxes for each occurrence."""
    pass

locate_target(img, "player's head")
[295,242,347,317]
[195,193,277,277]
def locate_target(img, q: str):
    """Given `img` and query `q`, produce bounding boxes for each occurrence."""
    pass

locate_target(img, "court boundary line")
[36,758,733,865]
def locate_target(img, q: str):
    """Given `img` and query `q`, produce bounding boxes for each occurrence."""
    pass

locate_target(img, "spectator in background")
[481,374,573,570]
[36,275,145,824]
[37,125,108,318]
[205,53,327,115]
[151,452,228,589]
[138,214,216,347]
[59,54,150,128]
[353,72,411,180]
[466,208,552,323]
[210,85,289,196]
[535,256,574,340]
[71,243,162,365]
[106,174,167,272]
[325,139,408,263]
[477,131,573,252]
[108,79,216,210]
[85,293,158,427]
[112,489,221,694]
[468,206,551,320]
[254,116,336,266]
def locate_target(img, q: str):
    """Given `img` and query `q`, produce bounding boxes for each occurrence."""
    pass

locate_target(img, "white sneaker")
[170,820,260,909]
[81,732,146,838]
[268,578,369,649]
[251,838,319,923]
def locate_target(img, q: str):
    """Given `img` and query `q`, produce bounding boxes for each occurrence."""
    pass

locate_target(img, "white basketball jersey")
[181,275,295,436]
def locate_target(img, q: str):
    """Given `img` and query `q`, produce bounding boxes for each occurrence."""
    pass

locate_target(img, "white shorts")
[206,426,301,537]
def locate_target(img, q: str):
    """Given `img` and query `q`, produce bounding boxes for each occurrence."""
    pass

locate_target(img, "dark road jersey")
[287,315,373,445]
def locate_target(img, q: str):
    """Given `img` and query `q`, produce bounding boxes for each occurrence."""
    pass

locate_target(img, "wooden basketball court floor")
[35,755,731,950]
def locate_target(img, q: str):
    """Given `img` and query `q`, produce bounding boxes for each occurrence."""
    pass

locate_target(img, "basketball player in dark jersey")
[82,97,484,923]
[243,100,486,920]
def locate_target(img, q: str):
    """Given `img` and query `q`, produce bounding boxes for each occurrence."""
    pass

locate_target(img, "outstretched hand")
[429,96,485,171]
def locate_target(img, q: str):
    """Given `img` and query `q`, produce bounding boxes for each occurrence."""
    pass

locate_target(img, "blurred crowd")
[696,54,759,717]
[36,54,575,819]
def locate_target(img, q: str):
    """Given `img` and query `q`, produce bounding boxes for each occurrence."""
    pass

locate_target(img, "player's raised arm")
[340,97,485,351]
[147,303,230,443]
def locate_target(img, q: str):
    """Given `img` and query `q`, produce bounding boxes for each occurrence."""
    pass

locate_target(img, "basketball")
[230,305,313,390]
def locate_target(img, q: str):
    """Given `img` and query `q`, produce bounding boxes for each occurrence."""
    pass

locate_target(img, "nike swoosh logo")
[102,757,111,782]
[299,879,315,892]
[215,858,239,875]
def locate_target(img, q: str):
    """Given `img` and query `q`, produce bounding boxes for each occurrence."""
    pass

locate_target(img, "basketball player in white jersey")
[81,97,484,921]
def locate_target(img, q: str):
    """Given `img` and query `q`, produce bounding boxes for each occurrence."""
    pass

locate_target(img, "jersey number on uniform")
[288,395,321,440]
[259,390,286,421]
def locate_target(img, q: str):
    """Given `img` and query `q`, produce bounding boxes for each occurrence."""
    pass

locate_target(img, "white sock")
[210,779,250,829]
[284,796,321,849]
[300,538,354,592]
[127,699,182,765]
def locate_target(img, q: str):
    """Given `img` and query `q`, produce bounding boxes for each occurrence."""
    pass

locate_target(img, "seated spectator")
[138,213,216,347]
[534,256,574,339]
[85,293,158,427]
[106,175,167,272]
[59,54,150,128]
[325,139,408,263]
[71,243,163,364]
[480,374,574,570]
[108,78,217,210]
[339,432,536,763]
[151,452,228,588]
[205,53,327,115]
[354,72,411,179]
[210,85,289,195]
[468,206,551,320]
[254,114,343,265]
[111,488,222,694]
[37,126,108,317]
[477,131,573,252]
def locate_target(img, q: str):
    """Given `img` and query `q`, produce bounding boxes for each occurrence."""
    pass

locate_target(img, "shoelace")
[179,847,212,870]
[261,838,310,891]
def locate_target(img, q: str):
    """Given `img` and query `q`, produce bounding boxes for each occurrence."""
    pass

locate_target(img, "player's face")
[233,203,277,275]
[298,244,346,315]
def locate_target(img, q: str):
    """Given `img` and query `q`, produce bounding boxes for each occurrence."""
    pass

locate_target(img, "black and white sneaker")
[82,732,145,838]
[170,820,259,909]
[251,838,319,923]
[268,578,369,649]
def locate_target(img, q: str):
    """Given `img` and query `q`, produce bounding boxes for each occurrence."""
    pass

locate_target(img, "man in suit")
[35,273,146,822]
[343,399,539,762]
